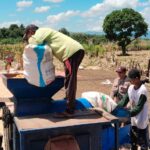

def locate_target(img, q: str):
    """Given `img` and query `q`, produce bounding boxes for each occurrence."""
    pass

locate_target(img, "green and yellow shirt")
[29,28,84,62]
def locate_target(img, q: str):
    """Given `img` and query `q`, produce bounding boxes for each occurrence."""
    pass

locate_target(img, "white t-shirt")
[128,84,149,129]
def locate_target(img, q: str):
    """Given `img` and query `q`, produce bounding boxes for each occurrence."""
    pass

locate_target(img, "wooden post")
[146,59,150,78]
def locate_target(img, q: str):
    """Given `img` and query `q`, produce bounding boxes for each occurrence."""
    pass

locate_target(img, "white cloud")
[43,0,63,3]
[82,3,109,17]
[17,1,33,8]
[104,0,138,8]
[30,20,43,26]
[0,21,21,28]
[19,0,150,32]
[81,0,143,32]
[82,0,139,18]
[141,7,150,29]
[89,19,103,32]
[16,1,33,11]
[34,6,50,13]
[47,10,79,24]
[77,17,103,32]
[28,10,80,30]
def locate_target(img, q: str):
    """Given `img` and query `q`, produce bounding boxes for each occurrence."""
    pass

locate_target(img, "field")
[1,49,150,99]
[52,49,150,99]
[52,49,150,125]
[0,49,150,150]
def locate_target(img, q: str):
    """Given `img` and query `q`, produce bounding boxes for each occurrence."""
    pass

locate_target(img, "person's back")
[29,28,84,62]
[23,24,85,116]
[128,83,149,129]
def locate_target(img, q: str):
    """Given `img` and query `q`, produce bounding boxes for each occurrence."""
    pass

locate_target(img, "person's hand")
[120,86,127,93]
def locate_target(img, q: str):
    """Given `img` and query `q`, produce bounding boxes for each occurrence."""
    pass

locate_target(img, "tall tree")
[103,8,148,55]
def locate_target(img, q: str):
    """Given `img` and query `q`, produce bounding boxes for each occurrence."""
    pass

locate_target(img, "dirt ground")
[1,49,150,99]
[0,68,116,149]
[0,68,150,150]
[1,49,150,149]
[1,68,150,106]
[53,69,116,100]
[53,68,150,120]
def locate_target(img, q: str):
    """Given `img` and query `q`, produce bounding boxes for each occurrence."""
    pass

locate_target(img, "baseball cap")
[128,68,141,79]
[23,24,39,41]
[116,66,127,73]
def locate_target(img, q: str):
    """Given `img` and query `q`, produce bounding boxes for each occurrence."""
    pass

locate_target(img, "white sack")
[81,91,117,113]
[23,44,55,87]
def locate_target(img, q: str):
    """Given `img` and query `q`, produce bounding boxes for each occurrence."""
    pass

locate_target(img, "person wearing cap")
[23,24,85,117]
[110,66,130,103]
[117,68,149,150]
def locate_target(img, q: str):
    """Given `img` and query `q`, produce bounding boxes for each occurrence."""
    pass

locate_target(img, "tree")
[9,24,19,30]
[59,28,70,36]
[71,32,87,43]
[103,8,148,55]
[8,24,19,38]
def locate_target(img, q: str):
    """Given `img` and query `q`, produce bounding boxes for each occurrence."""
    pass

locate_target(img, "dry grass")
[53,49,150,74]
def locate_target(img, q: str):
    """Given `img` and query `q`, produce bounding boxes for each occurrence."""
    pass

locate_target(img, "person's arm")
[110,79,118,98]
[117,93,129,107]
[29,28,52,45]
[119,81,130,94]
[129,94,147,117]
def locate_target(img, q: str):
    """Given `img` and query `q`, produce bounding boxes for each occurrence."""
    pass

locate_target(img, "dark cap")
[116,66,127,73]
[23,24,39,42]
[128,68,141,79]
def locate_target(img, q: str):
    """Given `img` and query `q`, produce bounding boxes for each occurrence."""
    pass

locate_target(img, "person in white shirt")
[117,68,149,150]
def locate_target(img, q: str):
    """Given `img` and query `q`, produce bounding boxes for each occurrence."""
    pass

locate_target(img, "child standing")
[4,54,14,73]
[117,68,149,150]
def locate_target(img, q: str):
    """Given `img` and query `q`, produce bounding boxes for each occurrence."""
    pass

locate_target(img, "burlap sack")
[82,91,117,112]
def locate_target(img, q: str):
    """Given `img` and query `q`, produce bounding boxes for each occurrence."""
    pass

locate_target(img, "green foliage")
[70,32,107,45]
[59,28,70,36]
[0,38,23,44]
[83,44,106,57]
[0,24,25,43]
[103,8,148,55]
[71,32,88,43]
[0,24,107,45]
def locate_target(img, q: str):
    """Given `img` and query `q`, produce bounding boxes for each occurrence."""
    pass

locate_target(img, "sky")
[0,0,150,32]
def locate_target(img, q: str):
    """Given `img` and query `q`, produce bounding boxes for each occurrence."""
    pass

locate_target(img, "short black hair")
[23,24,39,42]
[128,68,141,79]
[25,24,39,33]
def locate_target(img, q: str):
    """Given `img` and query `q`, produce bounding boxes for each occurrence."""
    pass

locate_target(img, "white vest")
[128,84,149,129]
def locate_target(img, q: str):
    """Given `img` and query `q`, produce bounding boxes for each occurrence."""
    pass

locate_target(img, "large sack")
[23,44,55,87]
[81,91,117,113]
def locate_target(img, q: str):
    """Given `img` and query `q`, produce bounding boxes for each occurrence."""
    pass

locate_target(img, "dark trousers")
[64,50,84,113]
[130,126,149,150]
